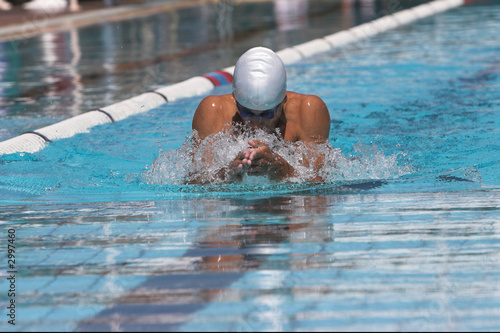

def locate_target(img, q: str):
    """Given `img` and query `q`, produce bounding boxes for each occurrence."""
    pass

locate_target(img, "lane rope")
[23,131,51,143]
[0,0,467,155]
[97,109,116,123]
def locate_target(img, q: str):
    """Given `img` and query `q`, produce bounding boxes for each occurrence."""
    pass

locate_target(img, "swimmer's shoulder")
[285,92,331,142]
[192,94,235,140]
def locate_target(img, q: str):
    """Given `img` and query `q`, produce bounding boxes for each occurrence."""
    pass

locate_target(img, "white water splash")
[144,127,414,186]
[320,141,415,181]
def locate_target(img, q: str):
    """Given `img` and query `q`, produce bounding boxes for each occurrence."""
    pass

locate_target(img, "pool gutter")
[0,0,466,156]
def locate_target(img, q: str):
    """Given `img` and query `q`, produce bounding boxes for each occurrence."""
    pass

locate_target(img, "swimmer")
[191,47,331,183]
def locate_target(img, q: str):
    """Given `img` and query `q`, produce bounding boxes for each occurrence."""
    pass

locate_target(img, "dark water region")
[0,0,431,142]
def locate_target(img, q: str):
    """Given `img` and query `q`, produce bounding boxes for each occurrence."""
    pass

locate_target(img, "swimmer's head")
[232,47,287,111]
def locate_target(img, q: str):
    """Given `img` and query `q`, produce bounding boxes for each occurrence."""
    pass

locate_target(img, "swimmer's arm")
[188,97,238,184]
[185,135,229,184]
[188,98,220,184]
[297,95,331,182]
[186,142,249,184]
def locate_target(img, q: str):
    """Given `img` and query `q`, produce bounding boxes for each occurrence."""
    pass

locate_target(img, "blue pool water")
[0,0,352,142]
[1,1,500,332]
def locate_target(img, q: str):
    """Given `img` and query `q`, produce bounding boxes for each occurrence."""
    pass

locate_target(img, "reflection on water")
[37,29,84,118]
[0,0,435,142]
[0,0,432,142]
[75,196,333,331]
[2,189,499,331]
[0,41,8,119]
[0,0,352,141]
[274,0,308,31]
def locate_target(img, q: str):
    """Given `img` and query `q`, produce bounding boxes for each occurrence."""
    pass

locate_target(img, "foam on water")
[144,123,414,186]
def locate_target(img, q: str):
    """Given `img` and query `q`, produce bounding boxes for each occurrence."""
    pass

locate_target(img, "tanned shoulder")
[299,94,331,143]
[192,95,227,140]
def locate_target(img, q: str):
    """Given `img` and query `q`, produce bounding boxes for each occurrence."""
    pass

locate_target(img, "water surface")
[0,0,499,331]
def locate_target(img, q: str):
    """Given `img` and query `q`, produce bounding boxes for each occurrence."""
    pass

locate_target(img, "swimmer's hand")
[228,140,296,181]
[224,144,255,182]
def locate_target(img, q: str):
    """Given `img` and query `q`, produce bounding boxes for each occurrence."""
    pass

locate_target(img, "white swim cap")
[233,47,287,111]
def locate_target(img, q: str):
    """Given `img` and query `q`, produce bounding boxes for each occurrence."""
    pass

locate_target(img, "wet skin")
[191,91,331,183]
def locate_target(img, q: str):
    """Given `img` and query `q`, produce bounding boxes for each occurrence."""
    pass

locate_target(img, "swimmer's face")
[239,104,283,130]
[235,97,284,129]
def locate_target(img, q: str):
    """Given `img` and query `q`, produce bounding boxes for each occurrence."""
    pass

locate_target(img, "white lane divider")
[0,0,466,155]
[99,92,167,122]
